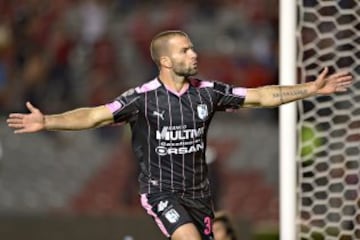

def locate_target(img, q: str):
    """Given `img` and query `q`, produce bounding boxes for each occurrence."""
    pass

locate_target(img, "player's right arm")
[7,101,114,134]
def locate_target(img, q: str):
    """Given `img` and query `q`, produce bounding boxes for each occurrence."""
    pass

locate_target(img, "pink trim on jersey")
[106,101,122,113]
[189,78,214,88]
[135,79,161,93]
[163,82,190,97]
[140,194,170,237]
[233,87,247,97]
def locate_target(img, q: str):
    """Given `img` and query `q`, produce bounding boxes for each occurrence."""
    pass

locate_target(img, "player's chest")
[142,91,213,126]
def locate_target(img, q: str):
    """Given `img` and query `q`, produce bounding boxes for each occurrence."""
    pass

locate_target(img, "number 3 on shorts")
[204,216,212,235]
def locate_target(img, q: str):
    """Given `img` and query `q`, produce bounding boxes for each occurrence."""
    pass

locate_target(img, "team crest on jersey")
[164,209,180,223]
[197,104,208,120]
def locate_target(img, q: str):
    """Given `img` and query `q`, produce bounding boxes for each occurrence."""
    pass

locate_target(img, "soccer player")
[7,30,352,240]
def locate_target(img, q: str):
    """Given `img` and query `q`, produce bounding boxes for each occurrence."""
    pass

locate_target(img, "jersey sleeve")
[212,81,247,111]
[105,88,140,123]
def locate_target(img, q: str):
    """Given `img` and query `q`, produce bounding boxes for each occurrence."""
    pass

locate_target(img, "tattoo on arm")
[279,86,284,104]
[272,87,309,103]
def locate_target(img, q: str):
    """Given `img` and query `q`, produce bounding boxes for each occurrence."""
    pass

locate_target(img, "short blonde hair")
[150,30,189,67]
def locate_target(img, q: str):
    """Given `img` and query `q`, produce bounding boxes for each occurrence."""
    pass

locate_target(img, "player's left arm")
[243,67,353,108]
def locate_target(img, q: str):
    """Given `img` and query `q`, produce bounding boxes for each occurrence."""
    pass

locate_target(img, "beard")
[173,64,198,77]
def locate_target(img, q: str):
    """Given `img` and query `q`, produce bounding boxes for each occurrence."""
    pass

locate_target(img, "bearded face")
[171,57,198,77]
[166,36,198,77]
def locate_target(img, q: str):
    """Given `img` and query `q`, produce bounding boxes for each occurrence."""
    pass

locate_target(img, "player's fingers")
[7,118,24,124]
[8,123,24,128]
[335,81,352,89]
[14,129,29,134]
[339,84,352,90]
[336,81,352,90]
[338,80,352,86]
[26,101,38,113]
[319,67,329,79]
[335,76,353,83]
[330,70,351,79]
[8,113,25,119]
[328,72,352,80]
[336,87,349,92]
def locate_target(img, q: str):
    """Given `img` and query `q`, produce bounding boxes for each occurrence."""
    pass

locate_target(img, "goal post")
[279,0,297,239]
[281,0,360,239]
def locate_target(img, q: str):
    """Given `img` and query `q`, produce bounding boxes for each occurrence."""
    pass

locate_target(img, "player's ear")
[160,56,172,68]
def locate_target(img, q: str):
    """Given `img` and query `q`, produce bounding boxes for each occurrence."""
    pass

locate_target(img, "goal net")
[297,0,360,239]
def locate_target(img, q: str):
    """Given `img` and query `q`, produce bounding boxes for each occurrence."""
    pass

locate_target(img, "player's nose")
[190,49,198,59]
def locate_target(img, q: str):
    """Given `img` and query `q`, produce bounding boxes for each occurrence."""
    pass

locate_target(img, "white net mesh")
[297,0,360,239]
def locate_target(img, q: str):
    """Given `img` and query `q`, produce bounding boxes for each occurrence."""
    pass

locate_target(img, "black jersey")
[106,78,247,199]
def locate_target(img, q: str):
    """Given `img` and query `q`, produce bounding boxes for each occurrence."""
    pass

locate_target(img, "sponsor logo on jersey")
[156,126,204,141]
[164,209,180,223]
[155,143,204,156]
[157,200,168,213]
[153,110,165,120]
[197,104,208,120]
[155,125,205,156]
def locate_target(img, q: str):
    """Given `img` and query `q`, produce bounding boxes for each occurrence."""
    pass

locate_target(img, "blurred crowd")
[0,0,278,116]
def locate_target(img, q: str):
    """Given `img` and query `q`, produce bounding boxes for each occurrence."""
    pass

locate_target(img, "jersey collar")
[157,77,191,97]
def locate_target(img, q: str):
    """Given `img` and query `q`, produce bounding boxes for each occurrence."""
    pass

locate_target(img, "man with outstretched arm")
[7,30,352,240]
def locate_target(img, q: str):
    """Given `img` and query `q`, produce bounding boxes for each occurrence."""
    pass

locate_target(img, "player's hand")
[7,102,45,134]
[313,67,353,95]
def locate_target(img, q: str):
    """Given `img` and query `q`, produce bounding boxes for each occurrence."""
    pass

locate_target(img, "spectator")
[213,211,238,240]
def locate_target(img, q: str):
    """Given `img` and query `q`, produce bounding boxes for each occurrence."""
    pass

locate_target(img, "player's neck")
[158,71,189,93]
